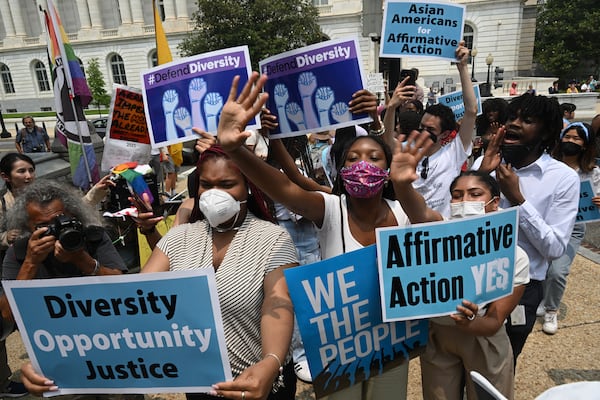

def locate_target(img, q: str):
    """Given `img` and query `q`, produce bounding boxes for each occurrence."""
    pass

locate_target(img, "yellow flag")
[153,0,173,64]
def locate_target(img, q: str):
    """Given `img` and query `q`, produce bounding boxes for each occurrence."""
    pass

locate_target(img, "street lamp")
[470,48,478,82]
[486,53,494,86]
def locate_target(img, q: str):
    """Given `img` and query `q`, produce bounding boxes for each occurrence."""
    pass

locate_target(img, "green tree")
[179,0,325,69]
[534,0,600,82]
[86,58,111,116]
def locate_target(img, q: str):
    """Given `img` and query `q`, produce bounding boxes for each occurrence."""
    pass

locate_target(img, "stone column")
[163,0,176,20]
[0,0,16,36]
[175,0,188,19]
[130,0,144,24]
[87,0,103,29]
[76,0,92,29]
[7,0,26,36]
[117,0,132,24]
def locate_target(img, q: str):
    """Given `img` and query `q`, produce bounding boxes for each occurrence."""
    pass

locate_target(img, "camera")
[43,215,84,251]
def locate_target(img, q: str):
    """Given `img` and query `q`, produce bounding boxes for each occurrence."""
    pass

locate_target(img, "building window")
[0,64,15,94]
[34,61,51,92]
[110,54,127,85]
[463,24,474,52]
[313,0,328,5]
[150,50,158,67]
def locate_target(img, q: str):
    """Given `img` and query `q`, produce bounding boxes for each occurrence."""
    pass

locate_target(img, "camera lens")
[59,230,84,251]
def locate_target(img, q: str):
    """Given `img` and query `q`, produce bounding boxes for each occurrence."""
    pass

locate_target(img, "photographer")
[0,179,126,326]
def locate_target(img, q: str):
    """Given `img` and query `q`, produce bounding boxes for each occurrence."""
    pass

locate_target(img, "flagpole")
[44,0,93,188]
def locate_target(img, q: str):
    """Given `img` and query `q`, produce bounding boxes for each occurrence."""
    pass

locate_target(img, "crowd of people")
[0,40,597,400]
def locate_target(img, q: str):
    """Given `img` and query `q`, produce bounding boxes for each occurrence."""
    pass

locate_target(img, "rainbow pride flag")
[45,0,98,189]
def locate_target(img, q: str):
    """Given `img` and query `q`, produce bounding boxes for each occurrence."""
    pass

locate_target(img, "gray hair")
[6,179,102,232]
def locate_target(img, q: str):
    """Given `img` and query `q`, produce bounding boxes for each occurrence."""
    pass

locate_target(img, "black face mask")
[560,142,583,156]
[500,144,535,166]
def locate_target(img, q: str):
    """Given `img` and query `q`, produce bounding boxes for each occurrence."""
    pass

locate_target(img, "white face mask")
[198,189,246,230]
[449,198,495,219]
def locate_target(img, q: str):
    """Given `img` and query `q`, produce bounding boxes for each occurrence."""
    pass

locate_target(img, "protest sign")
[367,72,386,94]
[259,37,372,139]
[381,0,466,61]
[376,209,518,322]
[141,46,258,148]
[437,85,482,122]
[577,179,600,223]
[284,246,428,398]
[101,85,152,171]
[3,271,231,396]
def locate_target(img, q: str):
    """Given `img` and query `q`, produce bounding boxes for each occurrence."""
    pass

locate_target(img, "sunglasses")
[421,157,429,179]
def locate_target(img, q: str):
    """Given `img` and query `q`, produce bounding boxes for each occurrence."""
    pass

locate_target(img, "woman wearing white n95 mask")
[417,170,530,400]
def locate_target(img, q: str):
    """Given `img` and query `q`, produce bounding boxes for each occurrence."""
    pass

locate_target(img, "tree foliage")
[179,0,325,69]
[86,58,110,115]
[534,0,600,81]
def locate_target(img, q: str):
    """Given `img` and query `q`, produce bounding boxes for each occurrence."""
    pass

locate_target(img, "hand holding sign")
[217,73,269,153]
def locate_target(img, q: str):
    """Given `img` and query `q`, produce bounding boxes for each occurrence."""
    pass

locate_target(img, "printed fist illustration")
[189,77,208,130]
[315,87,335,126]
[285,102,306,131]
[298,72,318,99]
[162,89,179,141]
[204,92,224,132]
[274,84,290,107]
[174,107,194,136]
[331,102,352,123]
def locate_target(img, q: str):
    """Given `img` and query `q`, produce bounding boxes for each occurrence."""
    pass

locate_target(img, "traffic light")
[494,67,504,88]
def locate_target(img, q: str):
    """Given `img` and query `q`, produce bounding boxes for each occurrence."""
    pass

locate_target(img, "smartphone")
[400,69,417,87]
[132,192,152,213]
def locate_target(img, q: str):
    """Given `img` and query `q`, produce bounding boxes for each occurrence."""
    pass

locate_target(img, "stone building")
[0,0,538,112]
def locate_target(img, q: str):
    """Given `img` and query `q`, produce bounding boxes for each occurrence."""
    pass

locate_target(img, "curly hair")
[6,179,101,232]
[423,103,457,133]
[507,93,562,152]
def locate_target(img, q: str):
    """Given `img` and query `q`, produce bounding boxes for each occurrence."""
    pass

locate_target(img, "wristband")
[91,259,100,276]
[264,353,284,392]
[369,127,385,136]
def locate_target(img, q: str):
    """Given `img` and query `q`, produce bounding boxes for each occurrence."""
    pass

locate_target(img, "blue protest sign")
[376,209,518,322]
[284,246,428,398]
[141,46,258,148]
[577,179,600,223]
[437,85,482,121]
[3,271,231,396]
[381,0,466,61]
[259,37,372,139]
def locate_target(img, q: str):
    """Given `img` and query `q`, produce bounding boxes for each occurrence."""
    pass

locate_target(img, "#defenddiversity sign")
[3,271,231,396]
[376,209,519,322]
[284,246,428,398]
[381,0,466,61]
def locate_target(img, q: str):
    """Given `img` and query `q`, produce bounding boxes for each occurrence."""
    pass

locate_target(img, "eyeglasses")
[421,157,429,179]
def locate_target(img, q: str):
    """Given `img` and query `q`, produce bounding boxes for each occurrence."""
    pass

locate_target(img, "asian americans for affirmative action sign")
[3,271,231,396]
[381,0,466,61]
[259,37,372,139]
[284,246,428,398]
[141,45,258,148]
[376,209,519,322]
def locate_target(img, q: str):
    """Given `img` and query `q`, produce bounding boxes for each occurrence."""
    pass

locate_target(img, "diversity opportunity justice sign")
[381,0,466,61]
[141,45,258,148]
[101,85,151,171]
[284,246,428,398]
[376,209,518,322]
[3,271,231,396]
[259,37,372,139]
[577,179,600,223]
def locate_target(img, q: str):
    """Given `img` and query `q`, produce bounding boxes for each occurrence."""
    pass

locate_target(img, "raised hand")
[285,102,306,131]
[192,127,217,154]
[273,83,292,133]
[478,126,504,173]
[217,73,269,153]
[390,130,433,186]
[204,92,224,133]
[188,77,207,131]
[331,102,352,123]
[174,107,194,136]
[348,89,378,116]
[162,89,179,141]
[388,78,416,110]
[298,72,319,129]
[315,86,335,126]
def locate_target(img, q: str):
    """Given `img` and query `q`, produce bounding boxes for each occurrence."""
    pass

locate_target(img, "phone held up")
[400,69,417,87]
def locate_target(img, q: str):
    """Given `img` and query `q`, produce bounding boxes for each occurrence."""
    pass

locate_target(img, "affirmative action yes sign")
[3,271,231,396]
[376,209,518,322]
